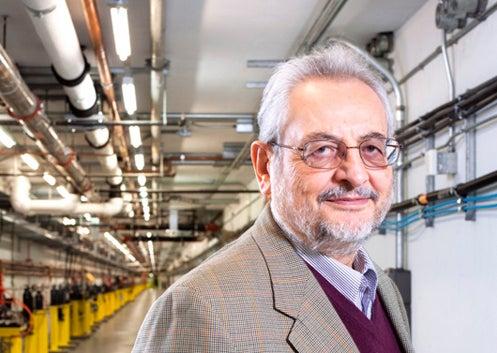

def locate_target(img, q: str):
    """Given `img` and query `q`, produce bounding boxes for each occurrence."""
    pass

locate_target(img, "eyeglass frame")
[269,136,402,170]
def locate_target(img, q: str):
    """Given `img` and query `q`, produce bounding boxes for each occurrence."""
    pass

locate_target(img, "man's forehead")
[280,77,388,143]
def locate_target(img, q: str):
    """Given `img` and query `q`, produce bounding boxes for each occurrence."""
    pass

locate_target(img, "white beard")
[270,159,393,258]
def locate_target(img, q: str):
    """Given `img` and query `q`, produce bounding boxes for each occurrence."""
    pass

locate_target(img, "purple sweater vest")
[308,266,404,353]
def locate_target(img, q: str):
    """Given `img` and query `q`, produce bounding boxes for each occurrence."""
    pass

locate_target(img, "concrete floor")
[71,289,162,353]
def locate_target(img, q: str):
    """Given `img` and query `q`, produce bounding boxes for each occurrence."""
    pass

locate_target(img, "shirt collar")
[290,239,378,316]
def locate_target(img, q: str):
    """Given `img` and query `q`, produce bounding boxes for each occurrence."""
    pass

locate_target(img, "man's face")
[269,77,394,257]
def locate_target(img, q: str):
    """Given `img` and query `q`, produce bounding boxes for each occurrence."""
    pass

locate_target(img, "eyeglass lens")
[302,138,399,169]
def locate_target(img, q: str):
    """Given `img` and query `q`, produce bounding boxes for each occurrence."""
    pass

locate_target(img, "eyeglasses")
[270,137,402,169]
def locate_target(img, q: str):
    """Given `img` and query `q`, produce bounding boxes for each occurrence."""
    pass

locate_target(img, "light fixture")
[144,213,150,222]
[148,239,155,269]
[122,76,137,115]
[179,154,186,161]
[110,5,131,61]
[62,217,76,226]
[134,153,144,170]
[80,195,88,202]
[83,213,92,222]
[137,174,146,186]
[21,153,39,171]
[42,172,56,186]
[56,185,70,198]
[139,186,148,198]
[0,127,16,148]
[129,210,135,218]
[104,231,136,262]
[129,125,142,148]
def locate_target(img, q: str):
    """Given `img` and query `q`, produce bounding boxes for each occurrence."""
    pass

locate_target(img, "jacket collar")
[249,205,413,353]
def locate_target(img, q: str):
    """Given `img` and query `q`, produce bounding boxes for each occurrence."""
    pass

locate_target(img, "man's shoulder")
[168,229,268,298]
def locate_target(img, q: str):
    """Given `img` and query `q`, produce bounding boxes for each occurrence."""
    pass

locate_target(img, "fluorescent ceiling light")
[122,76,137,115]
[56,185,70,198]
[139,186,148,198]
[148,240,155,269]
[110,6,131,61]
[134,153,144,170]
[42,172,56,186]
[137,174,146,186]
[245,81,267,89]
[21,153,39,171]
[104,231,136,262]
[129,125,142,148]
[0,127,16,148]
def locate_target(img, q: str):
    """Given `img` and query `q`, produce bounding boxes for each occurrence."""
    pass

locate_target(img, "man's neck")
[332,253,357,268]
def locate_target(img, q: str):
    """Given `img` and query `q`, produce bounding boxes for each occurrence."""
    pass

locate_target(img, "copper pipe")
[80,0,131,170]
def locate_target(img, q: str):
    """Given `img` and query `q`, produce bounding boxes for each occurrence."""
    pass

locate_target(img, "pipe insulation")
[10,175,123,216]
[23,0,123,186]
[150,0,166,166]
[0,43,91,192]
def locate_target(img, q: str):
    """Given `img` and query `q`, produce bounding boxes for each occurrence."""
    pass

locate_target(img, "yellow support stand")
[25,310,49,353]
[70,300,83,338]
[58,304,70,348]
[49,305,61,352]
[95,294,104,323]
[81,299,92,336]
[0,327,24,353]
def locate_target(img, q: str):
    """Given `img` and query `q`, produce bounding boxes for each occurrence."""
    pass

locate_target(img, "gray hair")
[257,40,394,143]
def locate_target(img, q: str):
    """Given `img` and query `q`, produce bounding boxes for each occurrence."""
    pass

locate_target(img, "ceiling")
[0,0,428,272]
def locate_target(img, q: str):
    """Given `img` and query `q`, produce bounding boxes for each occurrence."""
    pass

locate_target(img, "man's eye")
[362,144,384,155]
[308,144,337,157]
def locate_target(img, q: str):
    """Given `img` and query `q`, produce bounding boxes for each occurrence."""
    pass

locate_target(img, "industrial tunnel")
[0,0,495,352]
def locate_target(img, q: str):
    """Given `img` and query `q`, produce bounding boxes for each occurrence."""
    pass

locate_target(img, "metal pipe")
[335,38,407,269]
[397,2,497,86]
[150,0,166,166]
[440,29,456,151]
[0,43,91,192]
[80,0,131,169]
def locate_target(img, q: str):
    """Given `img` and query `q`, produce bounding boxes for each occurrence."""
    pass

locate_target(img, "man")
[132,40,414,353]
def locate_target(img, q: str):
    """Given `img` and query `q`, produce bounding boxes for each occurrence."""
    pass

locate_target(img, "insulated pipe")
[80,0,131,169]
[23,0,123,187]
[334,39,407,269]
[10,176,123,216]
[0,44,91,192]
[150,0,166,167]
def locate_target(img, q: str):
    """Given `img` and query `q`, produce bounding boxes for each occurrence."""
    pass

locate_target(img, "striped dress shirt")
[292,242,378,319]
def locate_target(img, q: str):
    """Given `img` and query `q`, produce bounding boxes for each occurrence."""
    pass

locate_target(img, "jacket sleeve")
[131,286,233,353]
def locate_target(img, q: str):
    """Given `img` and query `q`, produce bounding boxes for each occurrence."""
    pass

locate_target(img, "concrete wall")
[366,0,497,352]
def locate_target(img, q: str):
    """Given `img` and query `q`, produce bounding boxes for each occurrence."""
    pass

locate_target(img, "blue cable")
[463,193,497,203]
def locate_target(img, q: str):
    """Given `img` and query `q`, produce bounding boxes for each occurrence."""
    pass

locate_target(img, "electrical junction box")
[437,152,458,175]
[425,149,457,175]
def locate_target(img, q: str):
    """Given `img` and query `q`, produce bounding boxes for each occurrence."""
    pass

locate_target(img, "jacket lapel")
[249,206,359,353]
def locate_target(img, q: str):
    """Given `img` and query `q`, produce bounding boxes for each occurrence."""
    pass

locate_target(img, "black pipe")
[388,169,497,214]
[395,75,497,145]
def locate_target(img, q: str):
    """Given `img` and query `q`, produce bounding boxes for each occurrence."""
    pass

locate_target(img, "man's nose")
[332,148,369,188]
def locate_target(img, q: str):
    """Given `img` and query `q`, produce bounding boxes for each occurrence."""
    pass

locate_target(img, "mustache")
[317,185,379,203]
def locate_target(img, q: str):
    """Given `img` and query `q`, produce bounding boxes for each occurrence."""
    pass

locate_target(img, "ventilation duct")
[0,44,91,193]
[23,0,123,187]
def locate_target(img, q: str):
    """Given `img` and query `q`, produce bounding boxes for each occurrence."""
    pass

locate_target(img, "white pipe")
[85,127,123,185]
[23,0,123,186]
[10,176,123,216]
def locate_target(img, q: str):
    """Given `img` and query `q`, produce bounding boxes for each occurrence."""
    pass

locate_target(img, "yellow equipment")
[0,327,24,353]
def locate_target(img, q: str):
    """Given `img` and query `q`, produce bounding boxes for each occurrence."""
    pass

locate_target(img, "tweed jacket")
[132,206,414,353]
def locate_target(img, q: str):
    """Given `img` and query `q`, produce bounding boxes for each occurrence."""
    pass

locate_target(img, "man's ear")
[250,140,272,198]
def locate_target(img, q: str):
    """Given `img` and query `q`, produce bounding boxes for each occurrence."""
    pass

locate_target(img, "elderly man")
[132,41,413,353]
